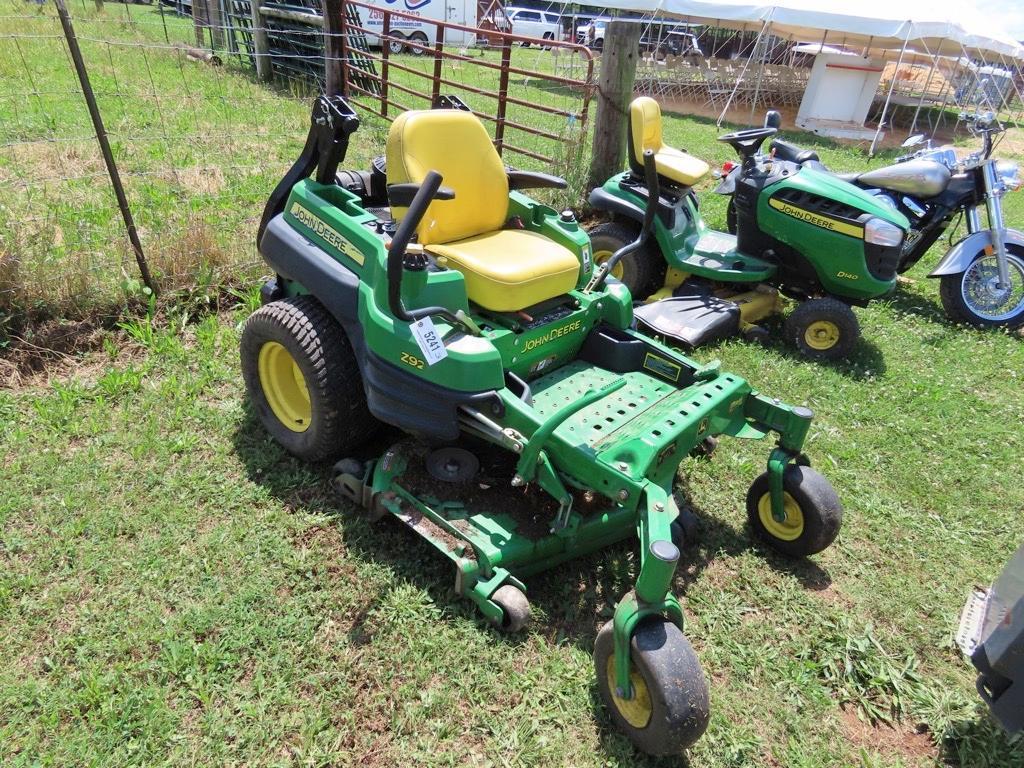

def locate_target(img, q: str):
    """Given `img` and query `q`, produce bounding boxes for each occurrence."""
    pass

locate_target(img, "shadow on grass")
[232,403,833,763]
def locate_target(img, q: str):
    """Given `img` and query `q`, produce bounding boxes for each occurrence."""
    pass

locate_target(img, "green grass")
[3,4,1024,766]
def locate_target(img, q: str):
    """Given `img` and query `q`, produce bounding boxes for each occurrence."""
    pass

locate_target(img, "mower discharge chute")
[588,97,911,361]
[240,95,843,755]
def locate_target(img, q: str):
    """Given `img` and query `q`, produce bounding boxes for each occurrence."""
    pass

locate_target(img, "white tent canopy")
[590,0,1024,59]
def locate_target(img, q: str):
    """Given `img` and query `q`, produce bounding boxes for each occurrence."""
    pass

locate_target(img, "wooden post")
[206,0,225,50]
[250,0,273,82]
[323,0,345,96]
[587,20,642,191]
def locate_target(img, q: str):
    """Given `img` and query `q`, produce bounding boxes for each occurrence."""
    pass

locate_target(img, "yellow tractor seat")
[427,230,580,313]
[386,109,580,313]
[629,96,710,188]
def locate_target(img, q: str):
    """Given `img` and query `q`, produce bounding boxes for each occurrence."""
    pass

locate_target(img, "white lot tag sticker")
[410,317,448,366]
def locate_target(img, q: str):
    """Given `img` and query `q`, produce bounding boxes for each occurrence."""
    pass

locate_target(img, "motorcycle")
[717,111,1024,329]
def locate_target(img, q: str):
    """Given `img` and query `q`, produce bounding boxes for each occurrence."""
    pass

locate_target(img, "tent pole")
[748,21,771,124]
[718,17,770,127]
[909,44,939,137]
[869,32,909,157]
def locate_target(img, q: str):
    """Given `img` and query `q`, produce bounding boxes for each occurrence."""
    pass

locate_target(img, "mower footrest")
[634,295,740,348]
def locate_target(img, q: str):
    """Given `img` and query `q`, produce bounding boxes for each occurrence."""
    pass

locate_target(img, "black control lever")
[588,150,658,292]
[386,172,480,336]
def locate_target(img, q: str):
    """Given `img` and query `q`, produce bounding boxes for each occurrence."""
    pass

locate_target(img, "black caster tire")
[746,465,842,557]
[689,436,718,460]
[784,297,859,361]
[670,505,699,550]
[240,297,377,462]
[938,247,1024,328]
[587,221,663,299]
[492,585,530,633]
[594,617,710,755]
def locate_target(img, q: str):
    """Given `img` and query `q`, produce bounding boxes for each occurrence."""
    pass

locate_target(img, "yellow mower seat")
[386,109,580,313]
[629,96,710,187]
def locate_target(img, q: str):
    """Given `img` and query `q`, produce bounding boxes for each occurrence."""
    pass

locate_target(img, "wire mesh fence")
[0,0,596,337]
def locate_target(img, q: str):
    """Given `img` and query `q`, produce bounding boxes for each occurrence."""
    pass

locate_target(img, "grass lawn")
[2,3,1024,766]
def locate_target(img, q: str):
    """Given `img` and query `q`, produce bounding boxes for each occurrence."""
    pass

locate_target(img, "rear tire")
[938,246,1024,328]
[588,220,662,299]
[386,33,406,55]
[408,32,429,56]
[241,297,376,462]
[784,297,859,361]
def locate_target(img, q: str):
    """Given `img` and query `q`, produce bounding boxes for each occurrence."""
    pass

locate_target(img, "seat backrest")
[386,110,508,246]
[628,97,664,176]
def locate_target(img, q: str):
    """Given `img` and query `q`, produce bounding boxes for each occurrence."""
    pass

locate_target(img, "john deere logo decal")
[522,320,583,352]
[290,202,365,265]
[768,198,863,239]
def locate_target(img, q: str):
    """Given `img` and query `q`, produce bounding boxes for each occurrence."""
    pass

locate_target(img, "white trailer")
[357,0,479,52]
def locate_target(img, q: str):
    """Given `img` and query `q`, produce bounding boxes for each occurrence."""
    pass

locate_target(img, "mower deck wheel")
[594,617,710,755]
[784,297,859,361]
[492,585,530,633]
[241,296,376,462]
[745,465,842,557]
[670,505,699,550]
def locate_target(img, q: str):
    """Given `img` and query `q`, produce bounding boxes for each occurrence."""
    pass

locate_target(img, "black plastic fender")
[588,186,647,224]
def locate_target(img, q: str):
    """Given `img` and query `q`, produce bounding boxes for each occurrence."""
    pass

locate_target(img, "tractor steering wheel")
[717,126,777,168]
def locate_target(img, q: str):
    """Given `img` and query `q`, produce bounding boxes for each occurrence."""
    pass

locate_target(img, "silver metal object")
[856,159,951,198]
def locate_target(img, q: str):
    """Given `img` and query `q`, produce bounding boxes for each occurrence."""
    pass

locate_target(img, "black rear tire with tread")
[241,296,376,462]
[587,220,663,299]
[594,617,710,755]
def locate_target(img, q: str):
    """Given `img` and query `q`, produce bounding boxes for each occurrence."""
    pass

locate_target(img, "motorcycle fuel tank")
[856,159,952,198]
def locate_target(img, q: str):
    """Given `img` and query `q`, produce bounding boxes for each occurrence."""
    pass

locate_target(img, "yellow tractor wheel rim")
[757,491,804,542]
[804,320,840,350]
[257,341,311,433]
[594,248,625,281]
[605,655,653,729]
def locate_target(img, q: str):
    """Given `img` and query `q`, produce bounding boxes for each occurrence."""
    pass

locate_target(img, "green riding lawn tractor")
[240,94,844,755]
[588,97,911,361]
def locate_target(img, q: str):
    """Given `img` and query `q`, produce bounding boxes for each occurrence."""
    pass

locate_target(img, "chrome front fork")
[981,160,1010,289]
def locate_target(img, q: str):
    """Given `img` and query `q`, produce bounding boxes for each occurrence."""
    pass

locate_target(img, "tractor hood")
[791,166,911,231]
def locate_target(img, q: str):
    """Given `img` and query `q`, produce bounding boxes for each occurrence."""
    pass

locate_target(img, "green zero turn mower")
[240,94,844,755]
[588,97,911,361]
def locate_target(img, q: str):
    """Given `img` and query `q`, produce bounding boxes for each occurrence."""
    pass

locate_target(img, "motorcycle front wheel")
[939,245,1024,328]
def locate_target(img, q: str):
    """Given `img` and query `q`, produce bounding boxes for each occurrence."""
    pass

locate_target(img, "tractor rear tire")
[241,296,376,462]
[588,220,662,299]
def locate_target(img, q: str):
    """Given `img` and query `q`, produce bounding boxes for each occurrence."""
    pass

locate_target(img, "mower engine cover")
[732,162,910,301]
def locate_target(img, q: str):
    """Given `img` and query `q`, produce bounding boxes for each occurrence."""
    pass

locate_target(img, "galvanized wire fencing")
[0,0,595,336]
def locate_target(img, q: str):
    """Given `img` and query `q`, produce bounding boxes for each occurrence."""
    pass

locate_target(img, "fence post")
[587,20,641,191]
[249,0,273,82]
[323,0,345,96]
[54,0,156,295]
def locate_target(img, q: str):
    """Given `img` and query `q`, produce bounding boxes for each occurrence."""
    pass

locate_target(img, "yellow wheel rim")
[605,655,653,729]
[757,491,804,542]
[257,341,311,433]
[803,320,840,350]
[594,248,625,281]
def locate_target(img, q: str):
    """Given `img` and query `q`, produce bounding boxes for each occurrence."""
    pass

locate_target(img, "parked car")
[504,7,561,45]
[576,17,610,49]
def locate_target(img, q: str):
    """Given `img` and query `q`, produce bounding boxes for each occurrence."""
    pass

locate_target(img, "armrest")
[506,169,568,191]
[387,182,455,207]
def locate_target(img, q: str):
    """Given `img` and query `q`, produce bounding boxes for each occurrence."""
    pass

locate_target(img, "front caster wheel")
[746,465,842,557]
[784,297,859,361]
[594,617,710,756]
[491,584,530,633]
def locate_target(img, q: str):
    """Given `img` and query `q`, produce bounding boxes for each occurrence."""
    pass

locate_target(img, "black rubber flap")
[633,295,740,348]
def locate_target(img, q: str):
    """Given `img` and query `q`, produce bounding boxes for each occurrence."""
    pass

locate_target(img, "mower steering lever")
[587,150,659,292]
[386,172,480,337]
